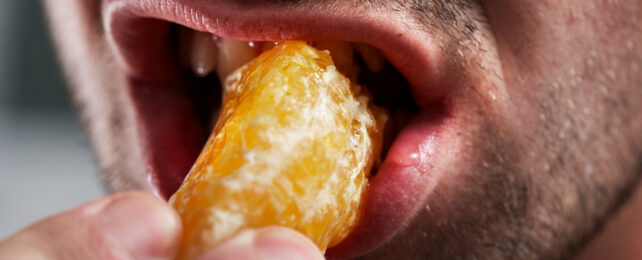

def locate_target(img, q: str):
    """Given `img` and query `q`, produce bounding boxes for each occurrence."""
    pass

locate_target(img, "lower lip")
[327,107,449,259]
[128,79,207,198]
[131,71,452,257]
[127,60,452,259]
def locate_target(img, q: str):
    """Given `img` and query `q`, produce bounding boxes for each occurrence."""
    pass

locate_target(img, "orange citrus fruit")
[169,41,386,260]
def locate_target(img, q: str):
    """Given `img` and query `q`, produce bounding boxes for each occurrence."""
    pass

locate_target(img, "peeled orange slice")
[169,41,386,260]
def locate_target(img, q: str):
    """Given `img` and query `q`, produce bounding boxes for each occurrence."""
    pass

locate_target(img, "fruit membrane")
[170,41,386,260]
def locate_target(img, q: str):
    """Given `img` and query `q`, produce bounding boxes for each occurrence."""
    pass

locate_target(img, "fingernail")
[94,192,181,259]
[254,227,325,260]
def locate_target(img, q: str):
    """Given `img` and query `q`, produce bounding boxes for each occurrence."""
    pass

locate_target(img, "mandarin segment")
[169,41,385,260]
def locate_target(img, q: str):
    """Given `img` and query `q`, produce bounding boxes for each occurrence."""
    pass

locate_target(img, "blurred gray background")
[0,1,106,238]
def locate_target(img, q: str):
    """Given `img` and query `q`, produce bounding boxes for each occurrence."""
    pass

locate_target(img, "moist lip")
[159,24,422,194]
[104,1,455,257]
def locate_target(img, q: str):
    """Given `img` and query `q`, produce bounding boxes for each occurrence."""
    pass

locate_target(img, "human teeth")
[178,27,193,68]
[354,43,386,73]
[216,39,259,80]
[262,42,278,52]
[247,41,277,54]
[313,41,359,81]
[190,31,219,77]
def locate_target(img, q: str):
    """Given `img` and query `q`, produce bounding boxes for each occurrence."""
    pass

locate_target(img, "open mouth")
[104,0,455,258]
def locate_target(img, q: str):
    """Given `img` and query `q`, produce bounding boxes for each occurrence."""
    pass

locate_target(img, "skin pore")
[41,0,641,259]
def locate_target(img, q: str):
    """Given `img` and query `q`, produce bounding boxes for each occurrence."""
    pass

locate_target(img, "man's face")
[44,0,641,258]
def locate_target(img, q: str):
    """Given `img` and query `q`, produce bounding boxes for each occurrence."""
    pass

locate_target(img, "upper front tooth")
[190,31,219,77]
[354,43,386,73]
[178,27,192,68]
[216,39,259,80]
[313,41,359,81]
[262,42,278,52]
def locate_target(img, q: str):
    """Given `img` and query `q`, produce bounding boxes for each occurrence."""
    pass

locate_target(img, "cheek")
[367,115,535,258]
[366,10,556,254]
[45,0,150,190]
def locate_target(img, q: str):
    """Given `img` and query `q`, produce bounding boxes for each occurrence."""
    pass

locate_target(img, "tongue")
[130,82,206,198]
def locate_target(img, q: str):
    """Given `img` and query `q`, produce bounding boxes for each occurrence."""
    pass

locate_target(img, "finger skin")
[197,226,325,260]
[0,192,182,260]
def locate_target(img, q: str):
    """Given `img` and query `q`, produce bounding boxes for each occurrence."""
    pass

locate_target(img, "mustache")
[207,0,483,27]
[230,0,487,49]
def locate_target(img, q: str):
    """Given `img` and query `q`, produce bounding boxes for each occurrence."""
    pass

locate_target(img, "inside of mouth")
[142,23,419,196]
[169,23,418,157]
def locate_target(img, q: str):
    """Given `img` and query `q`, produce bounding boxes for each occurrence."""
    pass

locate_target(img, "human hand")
[0,192,324,260]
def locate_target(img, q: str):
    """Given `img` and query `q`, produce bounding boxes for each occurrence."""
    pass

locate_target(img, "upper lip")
[103,0,455,258]
[103,0,446,104]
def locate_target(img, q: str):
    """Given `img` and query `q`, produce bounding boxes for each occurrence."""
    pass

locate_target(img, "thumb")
[0,191,181,260]
[197,227,325,260]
